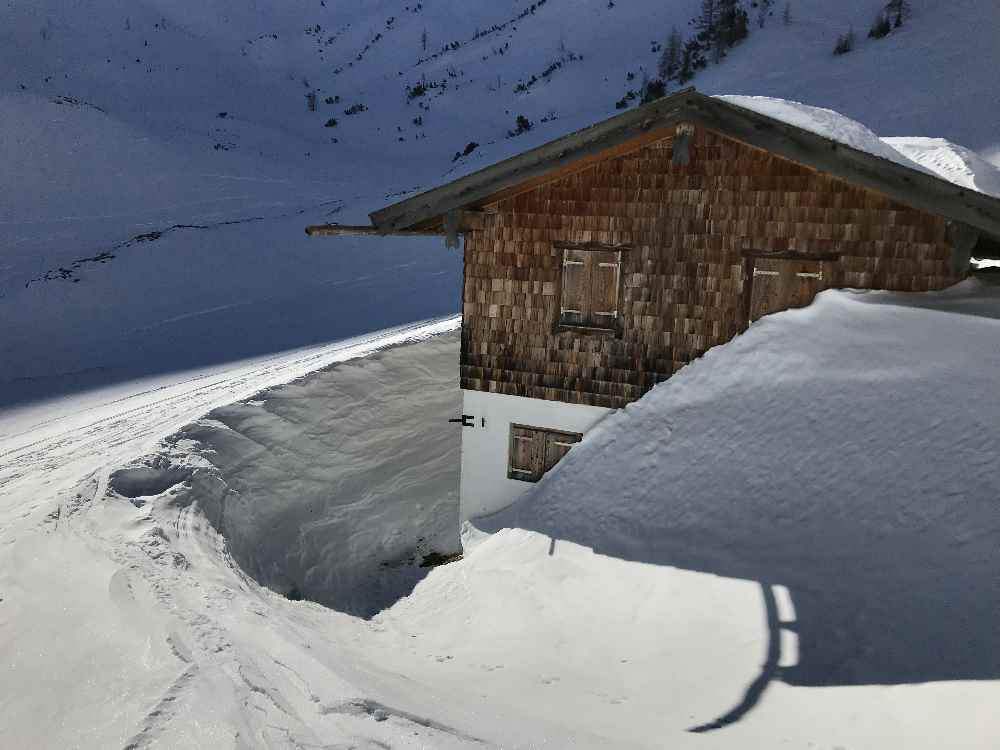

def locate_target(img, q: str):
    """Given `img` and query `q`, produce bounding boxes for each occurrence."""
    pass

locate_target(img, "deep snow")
[5,286,1000,749]
[115,329,463,617]
[487,276,1000,682]
[4,0,1000,410]
[4,0,1000,747]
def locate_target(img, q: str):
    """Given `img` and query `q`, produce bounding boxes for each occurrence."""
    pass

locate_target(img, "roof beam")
[306,210,485,238]
[305,224,444,237]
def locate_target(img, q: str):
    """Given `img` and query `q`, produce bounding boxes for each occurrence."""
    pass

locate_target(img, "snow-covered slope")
[0,318,464,749]
[4,2,1000,747]
[482,277,1000,694]
[3,0,1000,410]
[5,286,999,749]
[138,329,463,617]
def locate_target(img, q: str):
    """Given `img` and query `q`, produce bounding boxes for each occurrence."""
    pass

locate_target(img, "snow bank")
[484,280,1000,690]
[120,330,463,617]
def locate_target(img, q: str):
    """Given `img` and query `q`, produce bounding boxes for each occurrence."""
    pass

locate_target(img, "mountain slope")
[3,0,999,409]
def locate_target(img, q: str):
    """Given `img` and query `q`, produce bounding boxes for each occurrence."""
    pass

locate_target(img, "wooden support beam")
[305,224,443,237]
[306,210,484,238]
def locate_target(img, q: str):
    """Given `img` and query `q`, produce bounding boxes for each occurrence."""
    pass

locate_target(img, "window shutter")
[509,425,583,482]
[560,248,589,326]
[543,430,582,473]
[509,426,542,481]
[589,250,621,326]
[558,246,622,330]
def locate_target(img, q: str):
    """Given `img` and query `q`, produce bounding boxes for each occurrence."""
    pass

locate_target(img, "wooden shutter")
[559,246,621,330]
[543,430,582,473]
[589,250,621,327]
[509,425,583,482]
[509,426,542,481]
[560,248,589,327]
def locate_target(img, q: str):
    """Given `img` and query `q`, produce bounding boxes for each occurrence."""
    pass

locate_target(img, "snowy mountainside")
[3,0,1000,410]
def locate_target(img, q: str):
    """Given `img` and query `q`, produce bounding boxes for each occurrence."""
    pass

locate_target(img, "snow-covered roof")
[370,89,1000,238]
[718,95,1000,198]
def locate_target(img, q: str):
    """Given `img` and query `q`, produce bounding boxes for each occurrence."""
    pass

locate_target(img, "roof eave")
[370,89,1000,239]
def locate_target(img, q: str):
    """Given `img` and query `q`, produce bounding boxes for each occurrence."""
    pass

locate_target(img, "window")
[558,245,622,331]
[508,425,582,482]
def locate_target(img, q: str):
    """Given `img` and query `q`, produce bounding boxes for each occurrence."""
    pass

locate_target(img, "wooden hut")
[307,88,1000,521]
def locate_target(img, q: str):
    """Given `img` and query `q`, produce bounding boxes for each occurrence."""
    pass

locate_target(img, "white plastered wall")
[459,390,613,522]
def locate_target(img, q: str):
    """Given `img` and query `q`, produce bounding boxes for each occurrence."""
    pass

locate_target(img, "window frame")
[507,423,583,483]
[553,242,630,336]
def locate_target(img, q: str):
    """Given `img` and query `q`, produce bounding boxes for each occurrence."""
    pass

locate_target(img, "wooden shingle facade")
[460,127,960,408]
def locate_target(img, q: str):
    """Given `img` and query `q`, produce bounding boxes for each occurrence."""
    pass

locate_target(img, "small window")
[508,425,583,482]
[558,245,622,331]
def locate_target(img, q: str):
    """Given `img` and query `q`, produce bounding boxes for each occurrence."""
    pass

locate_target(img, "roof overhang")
[367,88,1000,241]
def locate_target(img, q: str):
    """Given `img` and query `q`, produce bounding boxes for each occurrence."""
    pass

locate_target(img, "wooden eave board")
[369,89,1000,239]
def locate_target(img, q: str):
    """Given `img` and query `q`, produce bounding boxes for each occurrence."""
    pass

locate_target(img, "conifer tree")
[885,0,910,27]
[657,26,684,82]
[677,37,706,83]
[694,0,722,63]
[718,0,749,50]
[757,0,774,28]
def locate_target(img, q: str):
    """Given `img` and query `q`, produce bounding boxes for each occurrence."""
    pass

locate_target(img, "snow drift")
[483,279,1000,688]
[108,330,462,617]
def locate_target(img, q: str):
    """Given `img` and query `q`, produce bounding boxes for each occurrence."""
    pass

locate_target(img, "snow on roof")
[717,95,1000,198]
[885,137,1000,199]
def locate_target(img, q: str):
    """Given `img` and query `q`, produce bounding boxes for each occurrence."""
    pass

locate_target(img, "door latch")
[448,414,475,427]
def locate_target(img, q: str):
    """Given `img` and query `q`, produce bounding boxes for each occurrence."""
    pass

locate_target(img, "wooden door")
[749,257,831,322]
